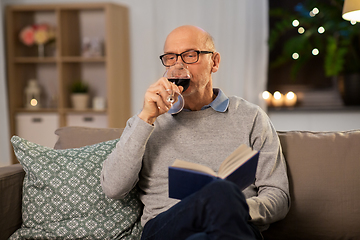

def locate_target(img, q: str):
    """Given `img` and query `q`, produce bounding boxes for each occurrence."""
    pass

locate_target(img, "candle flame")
[274,91,282,100]
[262,91,271,100]
[30,98,38,106]
[286,91,295,100]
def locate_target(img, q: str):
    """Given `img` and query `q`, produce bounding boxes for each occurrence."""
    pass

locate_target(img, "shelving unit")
[6,3,131,163]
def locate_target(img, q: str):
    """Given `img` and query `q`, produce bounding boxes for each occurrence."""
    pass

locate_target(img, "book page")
[218,144,257,178]
[171,159,217,177]
[218,144,248,173]
[218,150,257,178]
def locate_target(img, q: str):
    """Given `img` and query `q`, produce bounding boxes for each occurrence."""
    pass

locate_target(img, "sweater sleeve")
[246,107,290,230]
[100,115,154,199]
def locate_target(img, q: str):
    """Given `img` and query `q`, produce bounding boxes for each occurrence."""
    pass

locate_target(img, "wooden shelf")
[6,3,131,163]
[64,108,107,114]
[15,108,58,113]
[61,56,106,62]
[14,57,58,63]
[13,56,106,63]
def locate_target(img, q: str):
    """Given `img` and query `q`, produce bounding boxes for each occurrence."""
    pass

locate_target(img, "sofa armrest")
[0,164,25,240]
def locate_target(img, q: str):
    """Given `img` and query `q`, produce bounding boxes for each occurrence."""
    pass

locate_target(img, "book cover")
[168,145,259,200]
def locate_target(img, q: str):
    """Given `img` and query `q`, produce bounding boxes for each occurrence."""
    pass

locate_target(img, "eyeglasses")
[159,50,214,67]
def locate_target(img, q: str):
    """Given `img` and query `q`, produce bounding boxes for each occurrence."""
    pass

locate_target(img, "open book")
[168,144,259,199]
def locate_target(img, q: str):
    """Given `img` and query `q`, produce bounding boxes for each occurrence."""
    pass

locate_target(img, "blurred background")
[1,0,359,166]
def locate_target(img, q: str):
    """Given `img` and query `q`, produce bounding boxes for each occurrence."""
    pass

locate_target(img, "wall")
[269,110,360,132]
[0,0,10,167]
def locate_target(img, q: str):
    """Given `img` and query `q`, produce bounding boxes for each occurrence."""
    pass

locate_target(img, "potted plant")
[269,0,360,105]
[70,80,89,110]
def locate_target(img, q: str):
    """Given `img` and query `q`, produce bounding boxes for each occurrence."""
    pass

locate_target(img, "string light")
[318,26,325,34]
[292,20,299,27]
[298,27,305,34]
[292,53,299,59]
[310,7,319,17]
[312,7,319,15]
[312,48,319,55]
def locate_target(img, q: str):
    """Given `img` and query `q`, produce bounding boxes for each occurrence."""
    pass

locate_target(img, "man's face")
[163,28,214,98]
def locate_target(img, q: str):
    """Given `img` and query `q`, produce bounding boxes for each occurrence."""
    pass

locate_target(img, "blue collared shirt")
[182,88,229,113]
[201,88,229,112]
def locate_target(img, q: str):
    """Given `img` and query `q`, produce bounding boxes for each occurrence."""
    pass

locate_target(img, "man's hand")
[138,77,183,125]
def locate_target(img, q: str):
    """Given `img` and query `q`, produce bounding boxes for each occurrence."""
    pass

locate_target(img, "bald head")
[164,25,215,52]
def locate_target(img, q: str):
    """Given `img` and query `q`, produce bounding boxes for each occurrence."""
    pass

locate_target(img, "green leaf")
[269,0,360,79]
[324,37,348,77]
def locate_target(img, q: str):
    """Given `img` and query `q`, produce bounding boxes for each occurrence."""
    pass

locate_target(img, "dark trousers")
[141,179,262,240]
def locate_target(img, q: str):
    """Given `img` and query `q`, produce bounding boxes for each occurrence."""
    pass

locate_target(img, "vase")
[338,73,360,106]
[38,44,44,58]
[71,93,89,110]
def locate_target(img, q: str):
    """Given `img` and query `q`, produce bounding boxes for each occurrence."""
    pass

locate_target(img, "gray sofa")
[1,126,360,240]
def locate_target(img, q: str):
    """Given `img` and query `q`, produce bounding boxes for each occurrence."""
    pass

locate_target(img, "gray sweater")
[101,96,290,231]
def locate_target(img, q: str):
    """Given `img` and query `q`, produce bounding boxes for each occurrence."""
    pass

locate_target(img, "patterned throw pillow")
[10,136,143,240]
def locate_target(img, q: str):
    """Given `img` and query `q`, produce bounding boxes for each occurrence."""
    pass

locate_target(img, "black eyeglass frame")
[159,50,214,67]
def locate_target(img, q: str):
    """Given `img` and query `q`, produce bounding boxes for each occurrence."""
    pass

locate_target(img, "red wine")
[168,78,190,92]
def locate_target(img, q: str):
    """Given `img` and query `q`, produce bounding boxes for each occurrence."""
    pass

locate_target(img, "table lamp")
[343,0,360,22]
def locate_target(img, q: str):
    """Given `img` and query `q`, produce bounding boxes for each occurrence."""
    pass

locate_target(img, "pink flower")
[19,24,56,47]
[19,26,35,46]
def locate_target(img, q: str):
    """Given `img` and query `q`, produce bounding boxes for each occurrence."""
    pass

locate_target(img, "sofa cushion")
[54,126,123,149]
[0,164,25,240]
[263,130,360,240]
[10,136,143,239]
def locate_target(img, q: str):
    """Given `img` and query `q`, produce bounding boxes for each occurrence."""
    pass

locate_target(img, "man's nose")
[174,61,185,69]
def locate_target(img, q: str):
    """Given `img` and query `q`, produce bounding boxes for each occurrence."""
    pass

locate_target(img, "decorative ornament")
[25,79,41,109]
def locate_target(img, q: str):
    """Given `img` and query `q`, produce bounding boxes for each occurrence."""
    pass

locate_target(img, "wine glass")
[162,63,191,114]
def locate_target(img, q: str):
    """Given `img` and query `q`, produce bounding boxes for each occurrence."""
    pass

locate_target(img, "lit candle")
[30,98,38,107]
[262,91,273,106]
[284,91,297,107]
[271,91,284,107]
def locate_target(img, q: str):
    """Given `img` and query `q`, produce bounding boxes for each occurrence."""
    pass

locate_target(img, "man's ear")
[211,52,221,73]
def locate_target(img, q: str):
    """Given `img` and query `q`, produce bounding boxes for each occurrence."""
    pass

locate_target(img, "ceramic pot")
[71,93,89,110]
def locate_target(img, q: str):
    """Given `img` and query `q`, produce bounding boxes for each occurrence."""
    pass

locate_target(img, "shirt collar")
[201,88,229,112]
